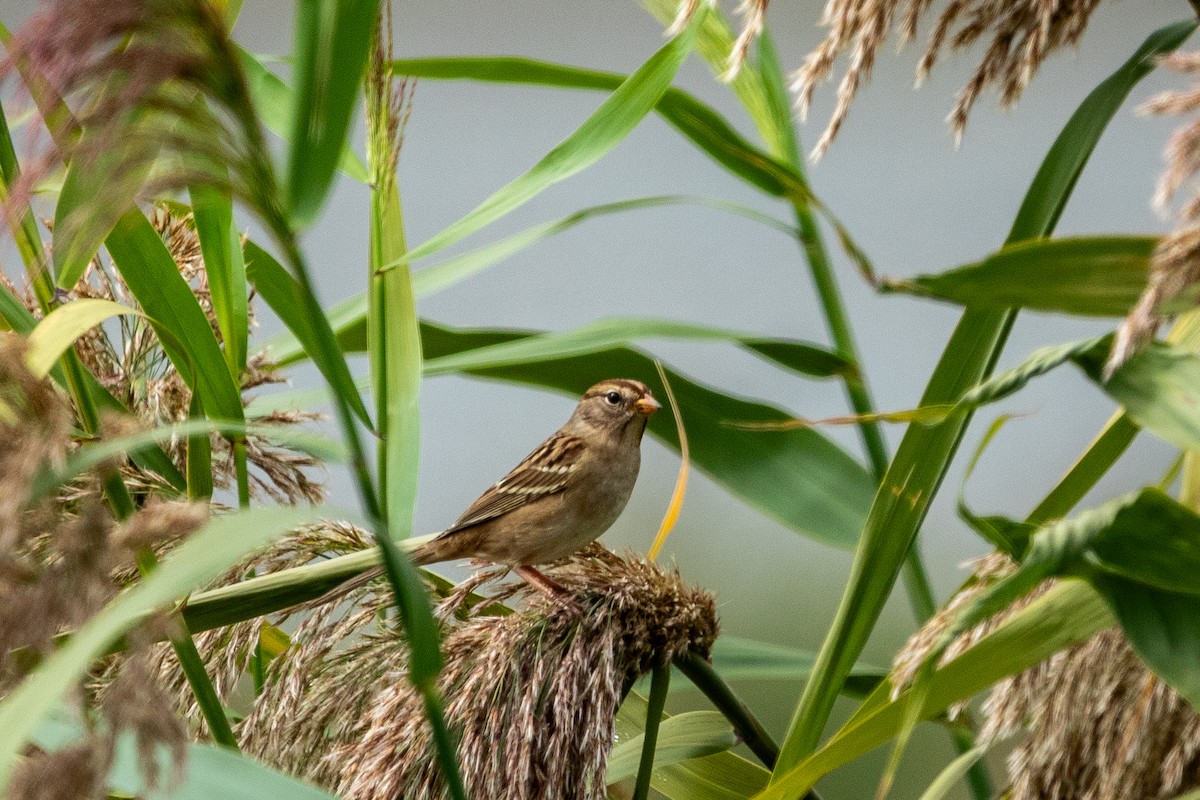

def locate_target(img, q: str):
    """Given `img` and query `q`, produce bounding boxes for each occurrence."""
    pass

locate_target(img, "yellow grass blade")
[648,361,688,561]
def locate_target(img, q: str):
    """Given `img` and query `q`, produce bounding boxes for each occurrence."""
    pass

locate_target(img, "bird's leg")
[513,565,569,599]
[512,565,583,619]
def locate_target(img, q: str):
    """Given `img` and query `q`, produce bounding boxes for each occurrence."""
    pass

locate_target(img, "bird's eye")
[605,391,622,405]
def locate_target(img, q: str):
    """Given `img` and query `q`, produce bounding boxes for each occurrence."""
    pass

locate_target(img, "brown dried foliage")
[1,0,278,230]
[0,337,203,800]
[792,0,1104,158]
[892,552,1200,800]
[170,531,719,800]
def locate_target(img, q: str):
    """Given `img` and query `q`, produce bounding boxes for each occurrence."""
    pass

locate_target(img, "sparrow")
[343,379,660,599]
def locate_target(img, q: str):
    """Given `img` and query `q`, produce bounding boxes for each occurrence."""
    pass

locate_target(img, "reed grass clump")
[893,552,1200,800]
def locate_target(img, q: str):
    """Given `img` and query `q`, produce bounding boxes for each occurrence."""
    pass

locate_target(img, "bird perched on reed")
[347,379,660,598]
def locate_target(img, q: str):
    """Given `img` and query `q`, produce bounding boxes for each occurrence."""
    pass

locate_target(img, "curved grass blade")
[405,194,796,295]
[36,710,340,800]
[385,9,708,269]
[423,317,850,378]
[916,745,990,800]
[243,240,373,427]
[0,504,334,792]
[617,689,770,800]
[883,236,1157,317]
[608,711,738,785]
[25,298,140,378]
[389,56,806,212]
[53,160,149,291]
[647,362,687,560]
[285,0,378,225]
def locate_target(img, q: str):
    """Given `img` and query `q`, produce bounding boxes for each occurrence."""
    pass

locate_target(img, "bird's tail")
[322,530,460,599]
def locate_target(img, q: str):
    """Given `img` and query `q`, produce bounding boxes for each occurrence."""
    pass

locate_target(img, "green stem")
[949,722,994,800]
[276,232,381,521]
[233,438,251,508]
[633,663,670,800]
[135,550,239,750]
[672,651,779,770]
[789,201,937,623]
[421,686,467,800]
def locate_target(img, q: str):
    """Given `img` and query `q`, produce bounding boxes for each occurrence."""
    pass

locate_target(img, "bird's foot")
[513,565,582,618]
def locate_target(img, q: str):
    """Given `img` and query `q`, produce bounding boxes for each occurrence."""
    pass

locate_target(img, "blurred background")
[5,1,1193,796]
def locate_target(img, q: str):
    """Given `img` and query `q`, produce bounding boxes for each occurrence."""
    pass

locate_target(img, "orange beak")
[634,395,661,416]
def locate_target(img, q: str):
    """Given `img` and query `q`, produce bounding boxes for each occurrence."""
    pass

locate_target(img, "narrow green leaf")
[243,240,373,427]
[886,236,1157,316]
[0,99,54,305]
[388,10,708,269]
[955,336,1108,411]
[35,712,340,800]
[392,56,805,208]
[1009,20,1199,240]
[104,209,244,422]
[707,637,884,697]
[757,581,1113,799]
[421,320,873,550]
[191,185,249,373]
[186,393,215,500]
[609,711,737,785]
[0,504,332,791]
[24,298,140,378]
[368,168,421,540]
[423,317,849,379]
[617,690,770,800]
[772,19,1194,778]
[236,46,368,182]
[916,745,989,800]
[285,0,379,224]
[53,163,147,291]
[405,195,797,296]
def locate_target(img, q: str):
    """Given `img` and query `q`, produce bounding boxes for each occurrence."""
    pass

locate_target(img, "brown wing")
[443,432,586,534]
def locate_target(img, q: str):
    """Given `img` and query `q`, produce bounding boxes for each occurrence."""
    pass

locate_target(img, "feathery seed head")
[893,551,1200,799]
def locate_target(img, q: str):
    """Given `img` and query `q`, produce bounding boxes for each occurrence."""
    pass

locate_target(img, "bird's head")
[569,379,660,443]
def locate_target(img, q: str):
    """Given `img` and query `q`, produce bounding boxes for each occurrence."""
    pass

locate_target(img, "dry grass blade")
[892,552,1200,800]
[647,361,688,561]
[793,0,1105,158]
